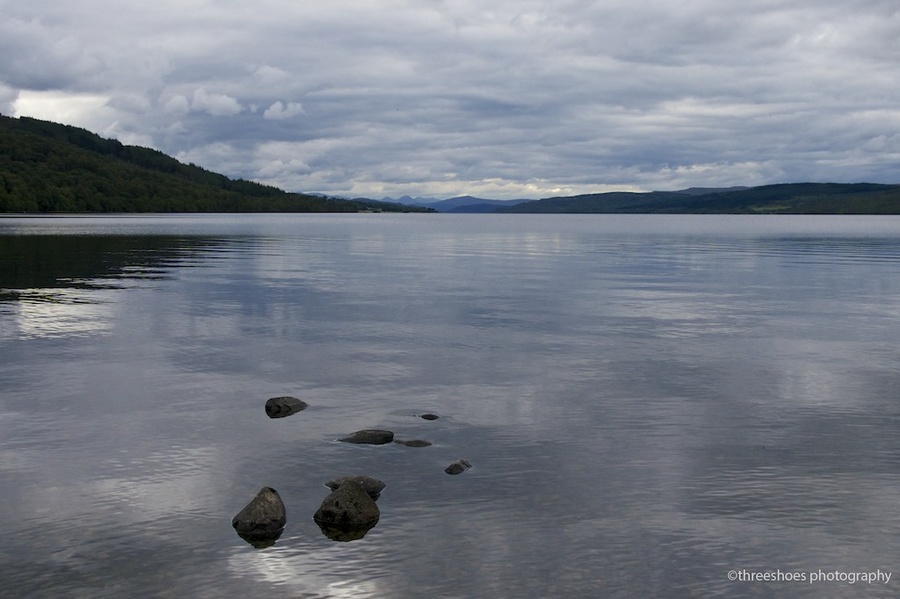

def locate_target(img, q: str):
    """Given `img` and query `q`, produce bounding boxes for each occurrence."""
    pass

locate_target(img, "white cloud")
[0,84,17,114]
[251,65,291,86]
[190,88,242,117]
[12,90,112,129]
[263,101,305,120]
[163,95,191,116]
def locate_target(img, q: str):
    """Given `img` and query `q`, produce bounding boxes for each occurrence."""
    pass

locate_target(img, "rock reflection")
[315,518,379,542]
[237,529,284,549]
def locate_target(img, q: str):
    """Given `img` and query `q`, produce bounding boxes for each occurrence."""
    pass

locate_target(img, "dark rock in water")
[339,429,394,444]
[314,481,380,537]
[394,439,432,447]
[265,396,308,418]
[232,487,286,547]
[419,413,439,420]
[325,475,386,501]
[444,459,472,475]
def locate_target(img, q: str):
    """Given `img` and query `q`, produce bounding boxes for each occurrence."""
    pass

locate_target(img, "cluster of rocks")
[232,397,472,547]
[335,416,468,472]
[338,427,435,448]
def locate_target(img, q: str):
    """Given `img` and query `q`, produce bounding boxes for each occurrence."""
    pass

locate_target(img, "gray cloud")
[3,0,899,198]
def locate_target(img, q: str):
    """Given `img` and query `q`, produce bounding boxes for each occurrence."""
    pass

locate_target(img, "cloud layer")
[3,0,899,198]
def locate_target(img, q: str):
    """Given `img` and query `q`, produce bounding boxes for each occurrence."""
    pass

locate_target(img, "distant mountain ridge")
[372,195,531,212]
[352,183,900,214]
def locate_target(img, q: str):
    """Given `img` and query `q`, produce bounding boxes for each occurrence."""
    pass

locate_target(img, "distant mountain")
[445,200,532,213]
[368,195,531,212]
[434,197,531,212]
[499,183,900,214]
[0,114,432,213]
[378,195,443,206]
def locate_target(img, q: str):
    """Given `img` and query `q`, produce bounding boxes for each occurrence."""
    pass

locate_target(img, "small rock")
[314,480,380,530]
[444,459,472,475]
[394,439,432,447]
[339,429,394,444]
[232,487,286,546]
[325,475,386,501]
[419,413,439,420]
[265,396,308,418]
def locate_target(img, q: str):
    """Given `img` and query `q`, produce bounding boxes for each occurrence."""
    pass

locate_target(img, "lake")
[2,213,900,598]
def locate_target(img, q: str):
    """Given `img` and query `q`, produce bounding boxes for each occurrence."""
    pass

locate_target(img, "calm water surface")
[2,214,900,598]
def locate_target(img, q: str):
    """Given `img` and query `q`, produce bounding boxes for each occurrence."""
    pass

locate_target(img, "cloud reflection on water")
[3,215,900,597]
[3,288,115,339]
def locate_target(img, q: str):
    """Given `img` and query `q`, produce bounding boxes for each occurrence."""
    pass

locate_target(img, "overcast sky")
[2,0,899,199]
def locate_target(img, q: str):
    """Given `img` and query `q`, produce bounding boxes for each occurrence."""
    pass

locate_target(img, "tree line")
[0,114,427,213]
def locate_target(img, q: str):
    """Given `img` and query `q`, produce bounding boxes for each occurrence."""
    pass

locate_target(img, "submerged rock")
[314,481,380,536]
[419,413,439,420]
[232,487,286,547]
[339,429,394,445]
[265,396,308,418]
[325,475,386,501]
[444,459,472,475]
[394,439,432,447]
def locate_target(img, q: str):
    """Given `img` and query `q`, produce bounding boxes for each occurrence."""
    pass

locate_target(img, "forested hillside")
[0,114,424,213]
[500,183,900,214]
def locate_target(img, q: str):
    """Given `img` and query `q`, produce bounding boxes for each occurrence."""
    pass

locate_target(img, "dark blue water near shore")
[2,214,900,598]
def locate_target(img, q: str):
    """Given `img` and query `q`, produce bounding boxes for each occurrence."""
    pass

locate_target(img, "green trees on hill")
[500,183,900,214]
[0,114,424,213]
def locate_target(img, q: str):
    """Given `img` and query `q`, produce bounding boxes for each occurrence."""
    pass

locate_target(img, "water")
[2,214,900,598]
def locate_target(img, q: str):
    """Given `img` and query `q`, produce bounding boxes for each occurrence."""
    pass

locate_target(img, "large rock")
[314,480,380,531]
[339,429,394,444]
[265,396,308,418]
[444,459,472,475]
[325,475,386,501]
[232,487,286,547]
